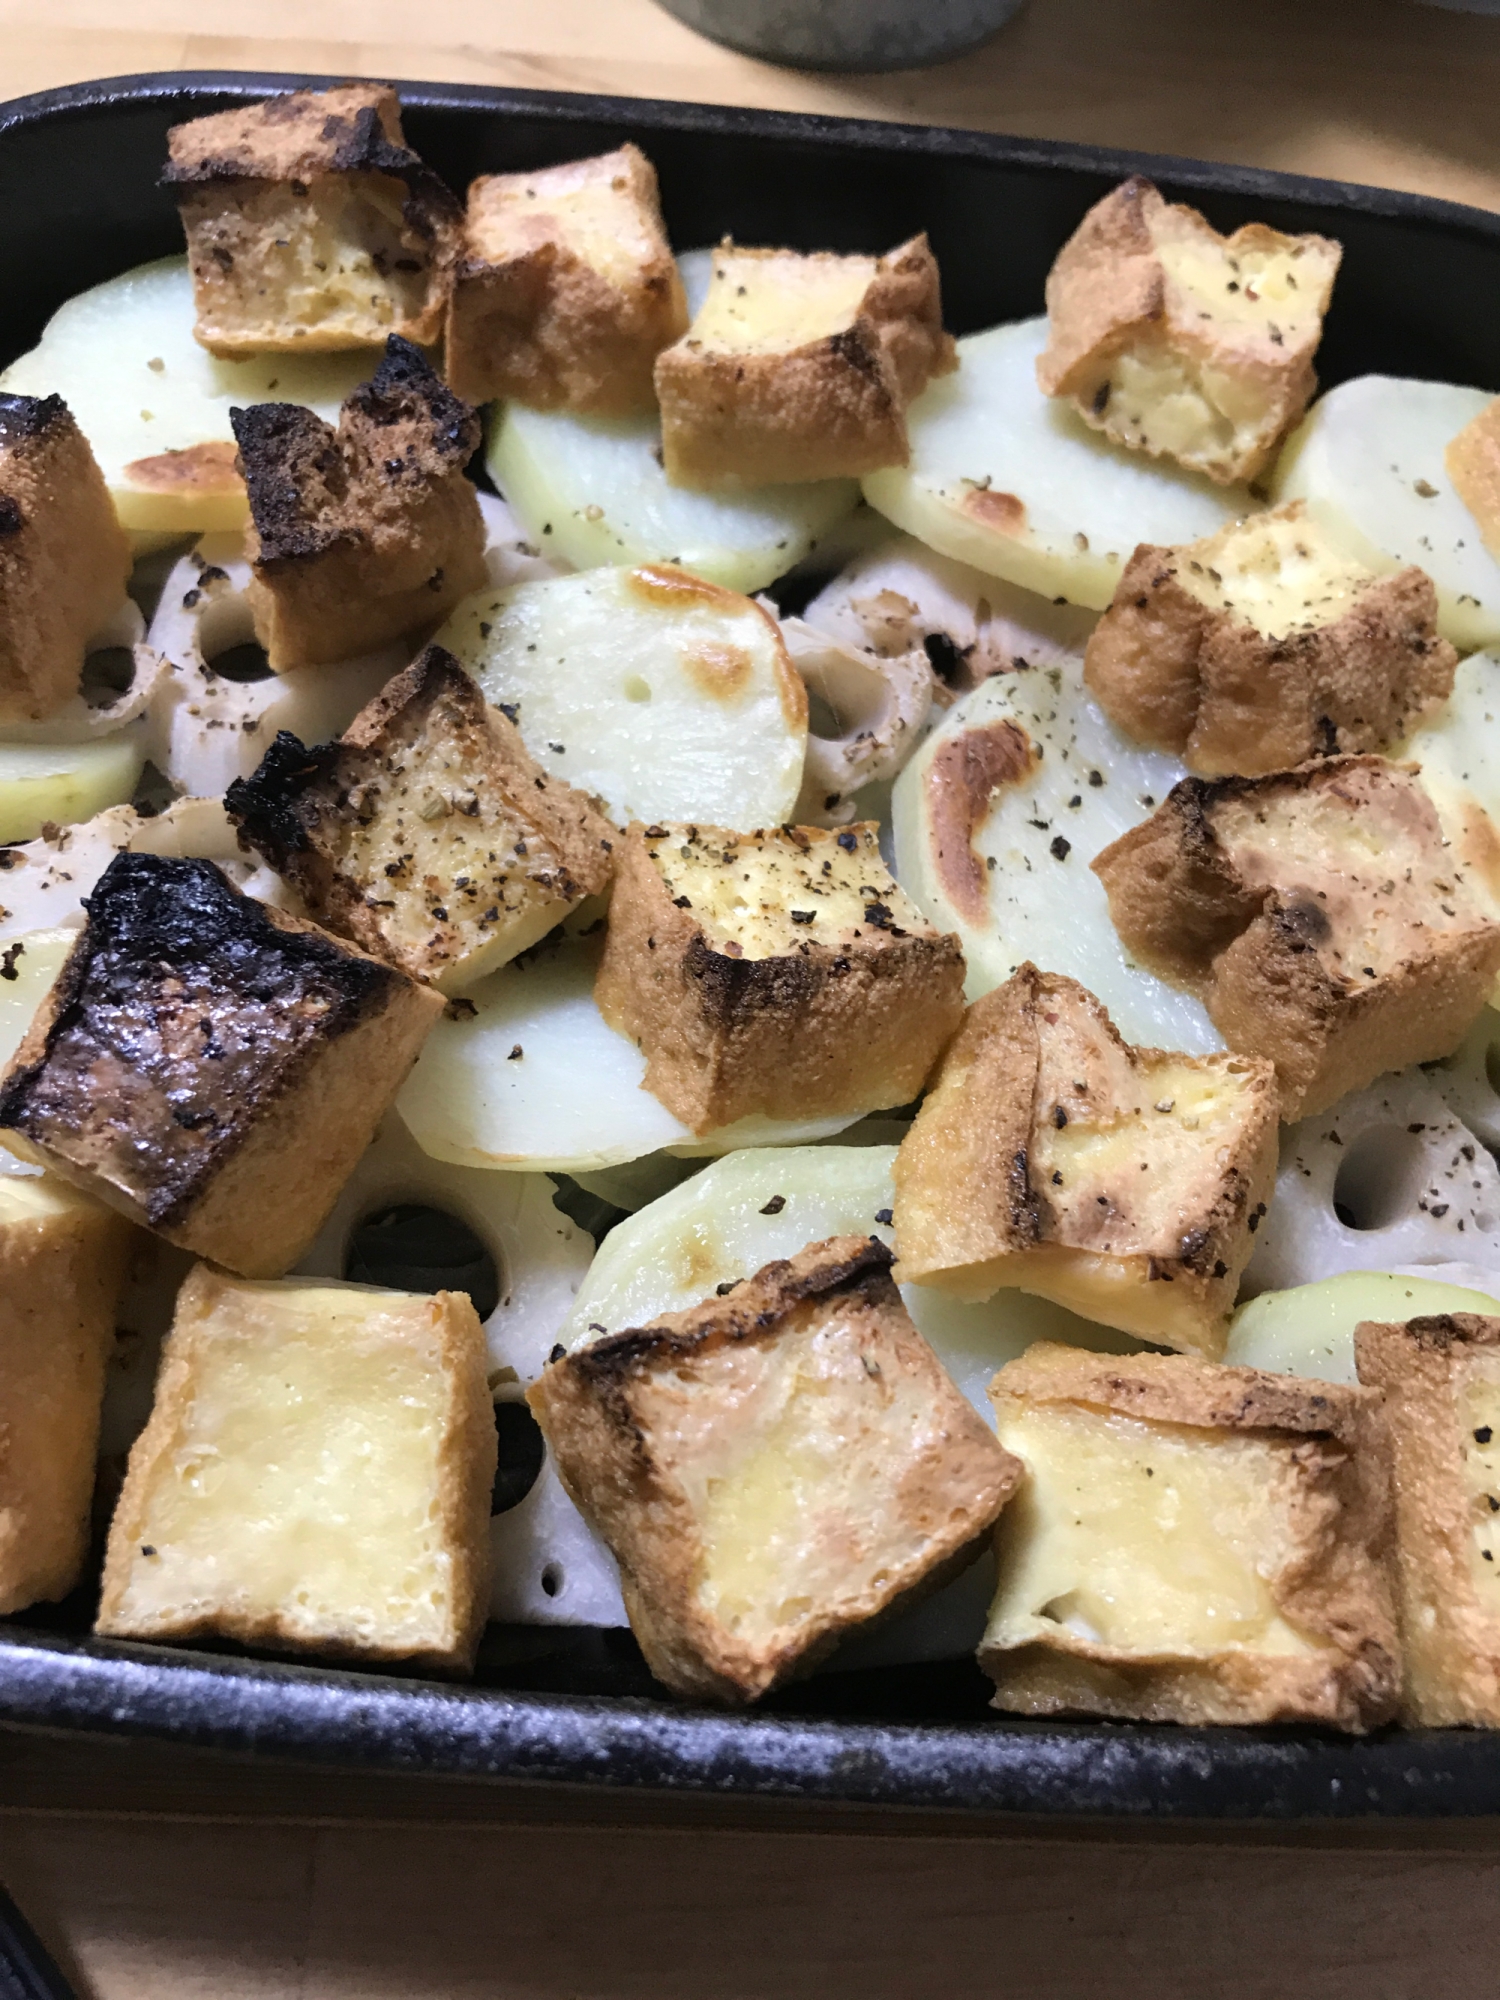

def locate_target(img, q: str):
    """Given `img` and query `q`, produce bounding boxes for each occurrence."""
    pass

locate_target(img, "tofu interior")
[1459,1357,1500,1595]
[1155,233,1326,339]
[468,160,662,292]
[645,823,926,957]
[988,1401,1318,1656]
[1172,509,1374,638]
[1095,343,1270,470]
[114,1281,466,1650]
[691,250,877,356]
[209,179,422,338]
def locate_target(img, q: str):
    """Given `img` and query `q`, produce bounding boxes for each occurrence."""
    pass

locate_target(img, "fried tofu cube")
[96,1264,495,1674]
[594,819,965,1135]
[1446,397,1500,563]
[1037,177,1341,484]
[445,144,688,415]
[893,966,1277,1355]
[226,646,616,992]
[654,235,956,488]
[163,83,461,357]
[0,393,131,723]
[1085,503,1457,776]
[1093,757,1500,1120]
[981,1342,1400,1730]
[232,336,486,671]
[0,853,442,1278]
[1354,1311,1500,1724]
[530,1235,1022,1703]
[0,1175,133,1613]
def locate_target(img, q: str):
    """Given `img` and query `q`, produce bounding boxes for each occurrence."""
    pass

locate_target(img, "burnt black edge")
[4,69,1500,249]
[1,1630,1499,1820]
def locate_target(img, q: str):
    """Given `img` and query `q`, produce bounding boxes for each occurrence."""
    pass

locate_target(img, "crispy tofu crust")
[594,819,965,1134]
[654,234,956,488]
[164,84,461,355]
[1037,177,1340,484]
[1446,398,1500,564]
[226,645,615,991]
[893,965,1278,1354]
[1085,504,1457,776]
[1354,1312,1500,1724]
[96,1264,495,1675]
[233,336,486,670]
[530,1234,1022,1704]
[0,1176,132,1614]
[0,853,442,1277]
[981,1342,1400,1731]
[1093,757,1500,1120]
[0,394,132,723]
[445,144,688,414]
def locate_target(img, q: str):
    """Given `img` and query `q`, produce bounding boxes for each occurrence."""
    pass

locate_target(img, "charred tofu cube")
[594,819,965,1135]
[96,1264,495,1674]
[1085,503,1456,775]
[0,853,442,1278]
[1093,757,1500,1120]
[0,393,131,723]
[893,966,1277,1355]
[226,646,616,992]
[530,1235,1022,1704]
[163,83,460,356]
[654,236,956,488]
[1355,1312,1500,1724]
[0,1175,133,1614]
[1037,177,1340,484]
[1446,398,1500,563]
[232,336,486,670]
[981,1343,1400,1731]
[445,144,688,415]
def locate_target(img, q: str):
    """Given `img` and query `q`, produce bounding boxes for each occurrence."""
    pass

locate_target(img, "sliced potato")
[891,660,1220,1051]
[1272,376,1500,651]
[0,738,142,845]
[862,318,1252,610]
[0,929,74,1073]
[397,933,860,1176]
[437,564,807,828]
[1225,1269,1500,1387]
[0,258,371,537]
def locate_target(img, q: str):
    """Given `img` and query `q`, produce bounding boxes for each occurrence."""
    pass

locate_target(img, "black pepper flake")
[789,909,816,924]
[549,1344,565,1363]
[760,1196,787,1215]
[0,941,23,981]
[837,831,858,852]
[141,1545,157,1557]
[715,1280,739,1296]
[1053,1105,1068,1127]
[1088,770,1104,787]
[874,1207,893,1226]
[498,702,519,722]
[673,895,693,909]
[508,1044,524,1060]
[1050,835,1071,862]
[1477,1427,1494,1444]
[1431,1203,1450,1218]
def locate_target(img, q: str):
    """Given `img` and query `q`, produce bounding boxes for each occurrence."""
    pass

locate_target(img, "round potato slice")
[1226,1269,1500,1387]
[862,318,1252,610]
[891,659,1219,1051]
[0,257,371,536]
[437,564,807,828]
[1272,375,1500,651]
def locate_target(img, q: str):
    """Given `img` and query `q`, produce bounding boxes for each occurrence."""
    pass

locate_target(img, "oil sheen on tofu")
[987,1403,1316,1656]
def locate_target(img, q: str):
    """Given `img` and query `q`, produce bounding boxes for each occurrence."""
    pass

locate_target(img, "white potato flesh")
[397,933,859,1176]
[0,929,73,1073]
[1272,375,1500,651]
[1226,1270,1500,1387]
[437,565,807,829]
[862,319,1252,610]
[1405,651,1500,870]
[0,258,371,535]
[891,661,1220,1050]
[0,738,142,845]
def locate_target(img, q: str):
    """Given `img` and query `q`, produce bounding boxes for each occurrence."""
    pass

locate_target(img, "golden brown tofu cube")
[164,83,461,356]
[445,144,688,414]
[0,393,131,723]
[981,1342,1400,1731]
[0,853,442,1278]
[1446,398,1500,563]
[96,1264,495,1675]
[1085,503,1456,776]
[1355,1311,1500,1724]
[530,1235,1022,1704]
[654,235,956,488]
[893,965,1277,1355]
[594,819,965,1135]
[1093,757,1500,1120]
[226,646,616,992]
[0,1175,132,1613]
[1037,177,1341,484]
[232,336,487,671]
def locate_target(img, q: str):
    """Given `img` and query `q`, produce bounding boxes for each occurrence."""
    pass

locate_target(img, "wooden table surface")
[6,1,1500,1993]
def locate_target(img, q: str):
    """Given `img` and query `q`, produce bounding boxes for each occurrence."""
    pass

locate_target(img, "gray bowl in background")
[652,0,1027,72]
